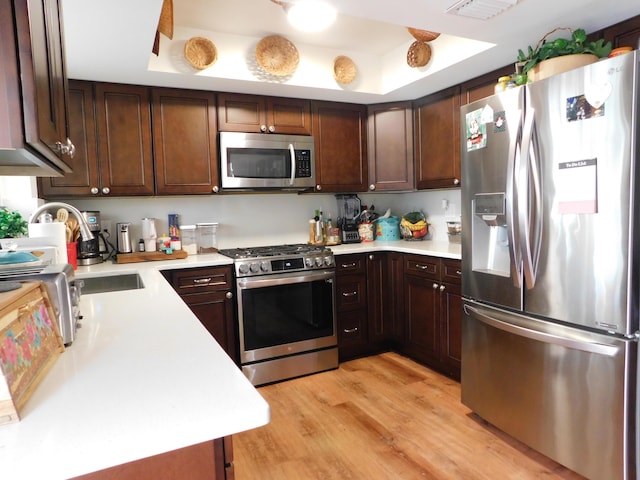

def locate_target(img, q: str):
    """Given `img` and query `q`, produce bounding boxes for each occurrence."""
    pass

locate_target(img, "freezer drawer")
[461,300,634,480]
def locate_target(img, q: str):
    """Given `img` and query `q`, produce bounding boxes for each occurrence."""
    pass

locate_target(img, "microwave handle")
[289,144,295,186]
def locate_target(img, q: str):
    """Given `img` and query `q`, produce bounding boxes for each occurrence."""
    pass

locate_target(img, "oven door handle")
[237,270,334,289]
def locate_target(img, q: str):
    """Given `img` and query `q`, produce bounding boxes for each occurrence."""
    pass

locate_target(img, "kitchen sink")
[80,273,144,295]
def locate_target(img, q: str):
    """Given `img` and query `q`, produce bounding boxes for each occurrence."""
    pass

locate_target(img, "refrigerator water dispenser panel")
[472,193,510,278]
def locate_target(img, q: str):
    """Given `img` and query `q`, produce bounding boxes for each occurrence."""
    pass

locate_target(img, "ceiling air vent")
[445,0,519,20]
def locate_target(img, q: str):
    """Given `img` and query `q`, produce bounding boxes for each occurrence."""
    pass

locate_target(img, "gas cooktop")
[219,243,334,277]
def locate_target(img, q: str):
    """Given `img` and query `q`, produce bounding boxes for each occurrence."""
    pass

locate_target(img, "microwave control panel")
[295,150,312,178]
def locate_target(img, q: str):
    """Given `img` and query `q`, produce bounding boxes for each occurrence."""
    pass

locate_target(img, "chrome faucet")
[28,202,95,241]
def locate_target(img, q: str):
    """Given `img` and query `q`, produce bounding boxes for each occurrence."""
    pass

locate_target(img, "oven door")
[236,269,336,364]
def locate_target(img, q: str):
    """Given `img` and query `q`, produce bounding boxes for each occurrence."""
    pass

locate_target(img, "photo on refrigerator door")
[465,108,487,151]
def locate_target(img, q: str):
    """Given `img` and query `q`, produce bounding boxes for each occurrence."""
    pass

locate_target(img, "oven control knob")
[260,261,270,272]
[324,256,333,266]
[250,263,260,273]
[315,257,323,267]
[305,257,313,268]
[238,263,249,274]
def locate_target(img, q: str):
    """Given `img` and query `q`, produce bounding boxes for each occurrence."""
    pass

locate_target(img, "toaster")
[0,263,81,345]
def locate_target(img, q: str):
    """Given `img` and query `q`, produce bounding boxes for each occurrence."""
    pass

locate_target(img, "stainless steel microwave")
[219,132,316,191]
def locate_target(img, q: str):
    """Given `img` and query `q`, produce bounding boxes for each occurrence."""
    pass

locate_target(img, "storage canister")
[180,225,198,255]
[196,222,219,253]
[376,216,400,241]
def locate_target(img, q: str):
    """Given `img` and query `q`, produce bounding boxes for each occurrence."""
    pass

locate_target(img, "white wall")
[0,179,461,247]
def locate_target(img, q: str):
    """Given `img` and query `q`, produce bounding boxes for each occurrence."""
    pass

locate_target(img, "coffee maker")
[78,211,103,265]
[336,194,361,243]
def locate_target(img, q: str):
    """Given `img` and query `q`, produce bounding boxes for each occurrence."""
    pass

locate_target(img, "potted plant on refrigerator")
[516,27,612,83]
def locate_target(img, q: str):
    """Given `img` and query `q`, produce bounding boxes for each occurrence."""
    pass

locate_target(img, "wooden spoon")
[56,208,69,223]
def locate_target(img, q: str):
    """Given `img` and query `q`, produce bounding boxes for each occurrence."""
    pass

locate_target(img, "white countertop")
[0,241,458,480]
[0,253,268,480]
[329,239,461,259]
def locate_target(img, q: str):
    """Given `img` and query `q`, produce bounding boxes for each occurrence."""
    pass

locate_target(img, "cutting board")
[115,250,188,264]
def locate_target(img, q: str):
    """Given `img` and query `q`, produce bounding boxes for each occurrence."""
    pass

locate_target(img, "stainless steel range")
[219,244,338,386]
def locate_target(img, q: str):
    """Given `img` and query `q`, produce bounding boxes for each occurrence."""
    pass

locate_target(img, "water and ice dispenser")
[472,193,511,277]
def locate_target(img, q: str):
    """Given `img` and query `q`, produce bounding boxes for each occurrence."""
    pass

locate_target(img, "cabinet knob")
[212,186,219,193]
[368,254,374,260]
[260,125,267,132]
[369,184,375,191]
[102,187,111,195]
[90,187,99,195]
[439,284,446,292]
[316,185,322,191]
[225,291,233,299]
[453,178,460,185]
[268,125,276,133]
[432,283,439,290]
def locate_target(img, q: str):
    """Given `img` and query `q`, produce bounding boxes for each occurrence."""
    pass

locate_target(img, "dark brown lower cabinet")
[162,266,238,363]
[71,437,234,480]
[335,252,462,379]
[401,255,462,380]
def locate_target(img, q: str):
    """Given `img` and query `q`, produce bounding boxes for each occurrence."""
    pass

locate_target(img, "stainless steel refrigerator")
[461,51,639,480]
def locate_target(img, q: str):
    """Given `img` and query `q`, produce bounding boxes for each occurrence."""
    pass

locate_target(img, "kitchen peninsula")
[0,240,459,479]
[0,253,268,480]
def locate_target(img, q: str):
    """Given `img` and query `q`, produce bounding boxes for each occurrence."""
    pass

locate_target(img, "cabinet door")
[39,80,99,197]
[266,97,312,135]
[367,102,414,191]
[403,273,440,365]
[217,93,266,133]
[414,86,461,190]
[439,281,462,380]
[152,88,219,195]
[71,439,229,480]
[312,101,368,192]
[387,252,405,344]
[460,67,513,105]
[181,291,237,362]
[11,0,72,173]
[94,83,154,195]
[366,252,389,345]
[601,14,640,48]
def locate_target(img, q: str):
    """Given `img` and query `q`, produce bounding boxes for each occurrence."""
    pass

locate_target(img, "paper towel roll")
[28,223,68,264]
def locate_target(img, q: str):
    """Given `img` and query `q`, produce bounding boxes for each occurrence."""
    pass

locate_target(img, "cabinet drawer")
[404,255,440,279]
[336,275,367,311]
[338,311,367,343]
[169,266,233,293]
[335,254,366,275]
[441,259,462,285]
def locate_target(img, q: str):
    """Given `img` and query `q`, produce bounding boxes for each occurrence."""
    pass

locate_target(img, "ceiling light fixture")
[445,0,519,20]
[271,0,337,32]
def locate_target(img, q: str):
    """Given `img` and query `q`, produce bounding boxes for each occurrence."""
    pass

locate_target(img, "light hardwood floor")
[234,352,585,480]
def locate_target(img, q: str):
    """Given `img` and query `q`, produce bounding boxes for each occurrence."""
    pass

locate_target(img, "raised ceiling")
[61,0,640,103]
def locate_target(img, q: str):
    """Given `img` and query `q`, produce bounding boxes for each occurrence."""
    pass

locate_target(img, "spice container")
[196,222,219,253]
[180,225,198,255]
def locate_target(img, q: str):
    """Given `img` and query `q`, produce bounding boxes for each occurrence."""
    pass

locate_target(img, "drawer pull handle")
[439,284,446,292]
[341,262,357,268]
[432,283,439,290]
[415,264,430,270]
[342,291,357,297]
[193,278,212,284]
[343,327,358,333]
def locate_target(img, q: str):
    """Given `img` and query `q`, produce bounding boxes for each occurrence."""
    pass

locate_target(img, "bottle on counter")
[309,219,316,244]
[138,238,145,252]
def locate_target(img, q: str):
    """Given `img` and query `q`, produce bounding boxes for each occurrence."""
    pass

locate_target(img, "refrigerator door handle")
[463,304,619,357]
[519,107,543,289]
[505,108,523,288]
